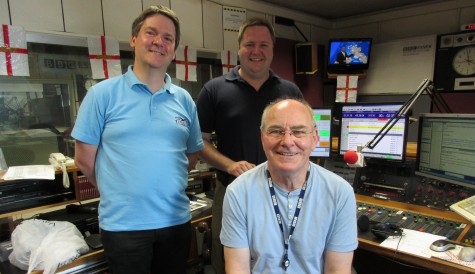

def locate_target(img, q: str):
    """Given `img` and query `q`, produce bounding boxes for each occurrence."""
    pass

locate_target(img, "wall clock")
[452,46,475,76]
[434,31,475,92]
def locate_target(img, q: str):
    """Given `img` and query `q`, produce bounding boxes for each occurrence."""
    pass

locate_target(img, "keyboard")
[450,195,475,224]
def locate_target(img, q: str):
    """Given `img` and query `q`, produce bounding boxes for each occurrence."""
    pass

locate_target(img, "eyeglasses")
[265,129,312,139]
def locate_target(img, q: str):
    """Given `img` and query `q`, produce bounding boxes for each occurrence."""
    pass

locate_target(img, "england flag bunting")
[0,24,29,76]
[221,50,237,75]
[88,35,121,79]
[336,75,358,103]
[176,45,197,81]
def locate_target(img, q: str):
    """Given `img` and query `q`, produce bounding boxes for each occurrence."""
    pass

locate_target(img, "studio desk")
[355,193,475,274]
[2,149,475,273]
[25,183,475,273]
[329,139,475,273]
[0,169,215,274]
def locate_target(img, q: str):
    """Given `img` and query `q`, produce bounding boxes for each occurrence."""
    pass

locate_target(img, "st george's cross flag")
[336,75,358,103]
[0,24,29,76]
[88,35,121,79]
[176,45,197,81]
[221,50,237,75]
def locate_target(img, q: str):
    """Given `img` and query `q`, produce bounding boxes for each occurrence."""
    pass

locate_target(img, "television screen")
[311,107,332,158]
[339,102,408,161]
[415,113,475,189]
[327,38,372,72]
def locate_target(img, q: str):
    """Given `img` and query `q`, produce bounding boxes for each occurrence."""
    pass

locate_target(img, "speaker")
[295,42,318,74]
[371,223,403,239]
[434,30,475,92]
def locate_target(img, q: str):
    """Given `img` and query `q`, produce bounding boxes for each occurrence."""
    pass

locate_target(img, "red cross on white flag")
[176,45,197,82]
[88,35,121,79]
[0,24,29,76]
[336,75,358,103]
[221,50,237,75]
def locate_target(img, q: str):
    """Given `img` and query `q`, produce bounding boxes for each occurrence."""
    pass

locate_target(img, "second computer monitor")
[415,113,475,189]
[339,102,408,161]
[311,107,332,158]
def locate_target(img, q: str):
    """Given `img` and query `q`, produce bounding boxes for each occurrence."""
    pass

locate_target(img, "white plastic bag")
[8,219,90,274]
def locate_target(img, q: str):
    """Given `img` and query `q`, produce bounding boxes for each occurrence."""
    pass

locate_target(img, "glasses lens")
[266,129,310,139]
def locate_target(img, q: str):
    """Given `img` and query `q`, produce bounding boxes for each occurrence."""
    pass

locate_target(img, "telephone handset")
[49,153,75,188]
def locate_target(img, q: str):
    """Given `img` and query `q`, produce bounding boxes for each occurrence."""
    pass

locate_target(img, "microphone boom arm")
[365,79,451,150]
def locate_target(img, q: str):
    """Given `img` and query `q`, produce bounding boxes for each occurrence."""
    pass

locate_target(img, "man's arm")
[186,151,200,172]
[199,133,255,177]
[74,140,98,188]
[224,246,251,274]
[323,250,354,274]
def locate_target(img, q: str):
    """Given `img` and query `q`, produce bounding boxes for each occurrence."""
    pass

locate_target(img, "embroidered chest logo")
[175,116,189,127]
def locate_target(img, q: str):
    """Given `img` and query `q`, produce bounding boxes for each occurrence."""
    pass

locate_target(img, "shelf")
[327,72,367,79]
[0,167,80,218]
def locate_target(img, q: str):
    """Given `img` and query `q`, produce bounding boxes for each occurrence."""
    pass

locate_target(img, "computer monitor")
[339,102,408,161]
[415,113,475,189]
[311,107,332,158]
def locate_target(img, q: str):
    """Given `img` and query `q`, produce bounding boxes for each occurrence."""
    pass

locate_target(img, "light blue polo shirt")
[221,162,358,273]
[72,66,203,231]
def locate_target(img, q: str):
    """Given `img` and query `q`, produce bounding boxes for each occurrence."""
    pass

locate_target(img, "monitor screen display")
[311,107,332,158]
[415,113,475,189]
[339,102,408,161]
[327,38,372,72]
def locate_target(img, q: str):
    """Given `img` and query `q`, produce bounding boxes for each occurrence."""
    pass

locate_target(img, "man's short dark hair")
[131,5,181,50]
[238,17,276,45]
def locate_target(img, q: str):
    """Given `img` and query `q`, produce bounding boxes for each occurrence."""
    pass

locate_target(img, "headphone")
[371,222,403,239]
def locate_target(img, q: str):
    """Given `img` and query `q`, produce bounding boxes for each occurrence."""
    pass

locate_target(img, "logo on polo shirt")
[175,116,189,127]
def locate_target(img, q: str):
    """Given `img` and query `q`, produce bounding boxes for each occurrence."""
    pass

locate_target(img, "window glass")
[0,33,222,166]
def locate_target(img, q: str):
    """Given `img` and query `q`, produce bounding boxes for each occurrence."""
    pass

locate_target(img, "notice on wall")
[223,6,246,32]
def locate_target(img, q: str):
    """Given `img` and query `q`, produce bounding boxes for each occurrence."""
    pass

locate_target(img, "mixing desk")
[353,159,475,210]
[357,201,467,241]
[355,194,475,274]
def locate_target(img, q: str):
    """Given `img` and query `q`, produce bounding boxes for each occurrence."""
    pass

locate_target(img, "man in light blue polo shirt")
[221,98,357,273]
[71,5,203,274]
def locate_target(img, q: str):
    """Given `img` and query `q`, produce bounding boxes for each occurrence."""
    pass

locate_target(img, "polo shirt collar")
[125,65,174,94]
[224,65,280,82]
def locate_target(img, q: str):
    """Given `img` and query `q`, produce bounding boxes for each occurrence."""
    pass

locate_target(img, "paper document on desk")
[2,165,55,180]
[190,200,207,212]
[379,228,446,258]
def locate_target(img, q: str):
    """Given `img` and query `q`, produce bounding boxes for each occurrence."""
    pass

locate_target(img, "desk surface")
[1,197,213,274]
[356,194,475,274]
[3,187,473,274]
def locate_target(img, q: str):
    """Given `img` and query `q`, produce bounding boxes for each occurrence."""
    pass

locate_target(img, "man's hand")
[226,161,256,177]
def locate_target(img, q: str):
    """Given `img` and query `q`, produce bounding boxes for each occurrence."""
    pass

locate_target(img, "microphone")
[343,145,366,168]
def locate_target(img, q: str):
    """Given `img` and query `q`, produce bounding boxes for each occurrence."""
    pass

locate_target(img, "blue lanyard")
[266,170,310,272]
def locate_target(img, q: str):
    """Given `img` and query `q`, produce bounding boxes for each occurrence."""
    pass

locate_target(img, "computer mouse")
[430,239,456,252]
[459,247,475,262]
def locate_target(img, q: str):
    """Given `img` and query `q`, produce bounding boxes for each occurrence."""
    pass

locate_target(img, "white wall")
[323,0,475,94]
[172,0,204,48]
[0,0,9,25]
[2,0,475,94]
[2,0,331,49]
[10,0,64,32]
[63,0,103,36]
[332,0,475,42]
[3,0,474,46]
